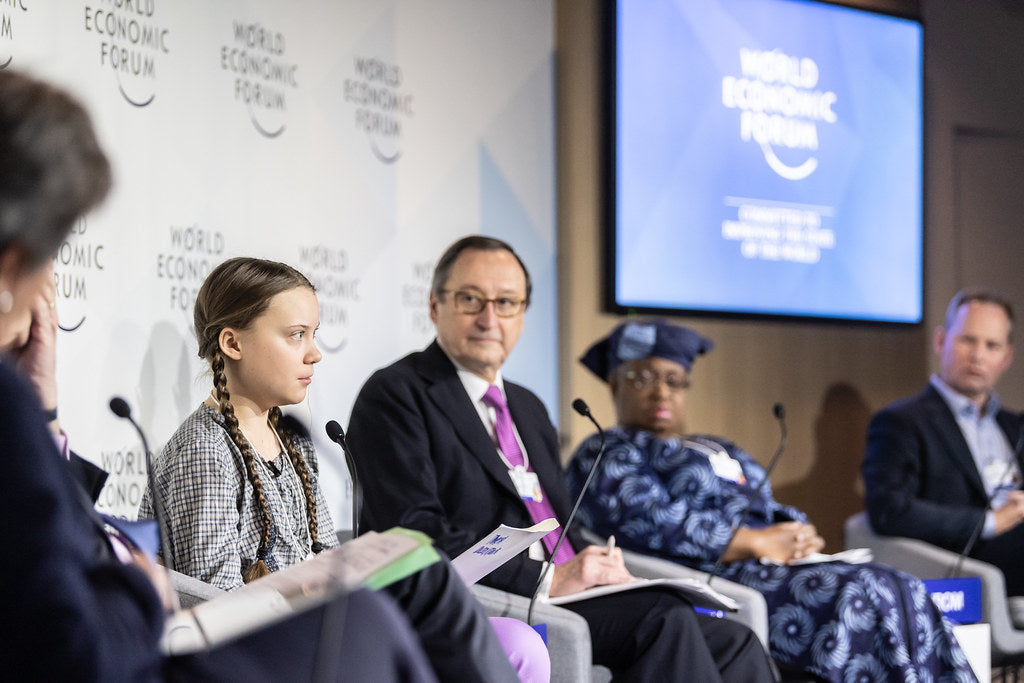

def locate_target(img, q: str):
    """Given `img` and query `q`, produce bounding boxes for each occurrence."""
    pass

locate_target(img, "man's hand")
[727,521,825,564]
[993,491,1024,535]
[549,544,635,598]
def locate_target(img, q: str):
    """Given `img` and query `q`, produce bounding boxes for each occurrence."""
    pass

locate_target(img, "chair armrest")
[169,568,226,608]
[471,584,608,683]
[844,512,966,578]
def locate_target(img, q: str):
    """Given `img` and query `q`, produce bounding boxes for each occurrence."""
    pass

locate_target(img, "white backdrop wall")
[1,1,556,526]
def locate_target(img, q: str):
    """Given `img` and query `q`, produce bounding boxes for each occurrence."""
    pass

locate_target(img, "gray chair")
[844,511,1024,668]
[170,567,224,609]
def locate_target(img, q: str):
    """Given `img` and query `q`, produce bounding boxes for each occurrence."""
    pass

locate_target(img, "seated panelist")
[863,288,1024,597]
[347,235,776,682]
[566,318,976,682]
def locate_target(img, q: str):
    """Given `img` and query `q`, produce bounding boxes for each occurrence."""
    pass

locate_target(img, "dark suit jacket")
[0,363,163,681]
[347,340,580,597]
[69,451,109,504]
[863,383,1024,553]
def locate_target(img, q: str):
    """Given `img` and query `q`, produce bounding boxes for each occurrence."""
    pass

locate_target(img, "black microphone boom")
[527,397,608,625]
[325,420,360,539]
[109,396,176,573]
[707,402,787,585]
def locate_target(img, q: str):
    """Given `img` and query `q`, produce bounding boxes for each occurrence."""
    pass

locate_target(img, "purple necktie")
[482,384,575,565]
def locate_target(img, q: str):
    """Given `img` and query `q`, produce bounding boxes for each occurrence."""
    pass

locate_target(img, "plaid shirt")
[140,404,337,590]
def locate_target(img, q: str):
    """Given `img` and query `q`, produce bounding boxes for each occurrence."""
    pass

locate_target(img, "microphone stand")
[526,398,607,625]
[326,420,360,539]
[707,403,786,586]
[109,396,176,573]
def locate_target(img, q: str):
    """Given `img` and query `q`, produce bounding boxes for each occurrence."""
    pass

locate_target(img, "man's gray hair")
[430,235,532,306]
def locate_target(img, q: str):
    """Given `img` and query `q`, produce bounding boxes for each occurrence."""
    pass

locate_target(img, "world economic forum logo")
[83,1,170,107]
[344,55,414,163]
[54,218,105,333]
[0,0,28,70]
[297,244,358,354]
[158,223,224,313]
[221,21,299,138]
[721,49,837,181]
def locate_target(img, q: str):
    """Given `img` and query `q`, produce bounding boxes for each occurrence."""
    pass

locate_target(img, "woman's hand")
[726,521,825,564]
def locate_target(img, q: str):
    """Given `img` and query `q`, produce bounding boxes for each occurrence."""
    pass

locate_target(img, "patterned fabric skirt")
[717,561,977,682]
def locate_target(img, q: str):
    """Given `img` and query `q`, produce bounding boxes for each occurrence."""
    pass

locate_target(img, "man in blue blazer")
[863,287,1024,595]
[347,235,774,681]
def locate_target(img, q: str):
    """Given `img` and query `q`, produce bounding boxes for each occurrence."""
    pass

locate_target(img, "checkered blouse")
[140,404,338,590]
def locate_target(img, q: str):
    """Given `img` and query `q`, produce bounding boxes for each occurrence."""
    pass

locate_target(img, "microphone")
[109,396,175,573]
[948,418,1024,579]
[526,397,608,625]
[707,402,787,586]
[325,420,360,539]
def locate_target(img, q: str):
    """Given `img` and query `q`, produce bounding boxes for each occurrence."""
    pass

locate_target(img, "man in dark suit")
[863,287,1024,595]
[347,235,774,681]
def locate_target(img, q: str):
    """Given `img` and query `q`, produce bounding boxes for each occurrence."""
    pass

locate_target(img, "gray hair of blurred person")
[0,70,111,268]
[944,287,1015,341]
[430,235,533,307]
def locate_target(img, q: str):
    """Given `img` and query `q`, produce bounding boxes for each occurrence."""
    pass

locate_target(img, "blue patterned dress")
[566,428,977,683]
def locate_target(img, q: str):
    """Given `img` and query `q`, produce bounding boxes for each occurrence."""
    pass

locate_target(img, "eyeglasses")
[622,369,690,392]
[441,289,527,318]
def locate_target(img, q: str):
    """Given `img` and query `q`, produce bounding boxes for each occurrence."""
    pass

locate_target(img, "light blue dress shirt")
[931,375,1020,538]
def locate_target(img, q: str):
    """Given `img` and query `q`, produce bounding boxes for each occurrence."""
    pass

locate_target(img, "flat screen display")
[607,0,923,323]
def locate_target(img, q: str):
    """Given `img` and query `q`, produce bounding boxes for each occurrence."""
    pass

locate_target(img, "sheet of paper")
[451,518,560,585]
[546,576,739,612]
[759,547,873,566]
[161,528,435,655]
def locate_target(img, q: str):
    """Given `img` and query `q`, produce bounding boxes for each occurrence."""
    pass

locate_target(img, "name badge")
[709,450,746,484]
[509,466,544,502]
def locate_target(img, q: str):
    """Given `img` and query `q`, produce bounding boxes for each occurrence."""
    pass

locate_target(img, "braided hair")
[195,257,324,583]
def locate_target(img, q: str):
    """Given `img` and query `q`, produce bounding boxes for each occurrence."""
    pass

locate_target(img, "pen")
[605,535,616,556]
[693,606,726,619]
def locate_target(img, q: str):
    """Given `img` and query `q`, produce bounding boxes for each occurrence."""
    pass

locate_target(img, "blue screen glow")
[611,0,923,323]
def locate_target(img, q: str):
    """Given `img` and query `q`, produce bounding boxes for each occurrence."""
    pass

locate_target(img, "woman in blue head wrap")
[566,318,977,682]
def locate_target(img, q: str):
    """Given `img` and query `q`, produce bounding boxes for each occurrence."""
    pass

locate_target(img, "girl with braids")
[142,257,330,587]
[143,256,549,683]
